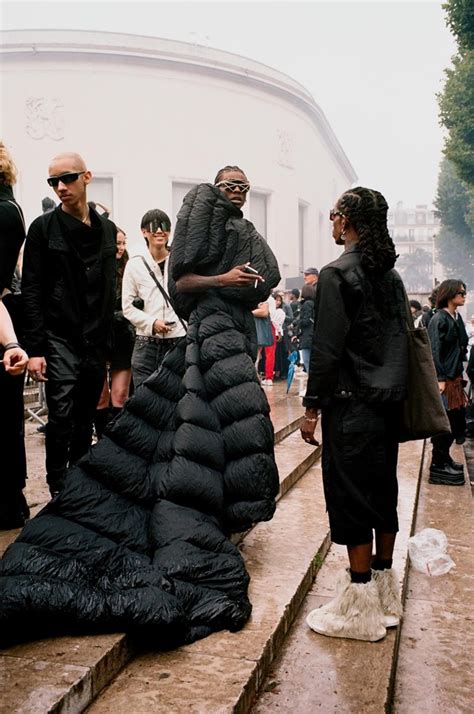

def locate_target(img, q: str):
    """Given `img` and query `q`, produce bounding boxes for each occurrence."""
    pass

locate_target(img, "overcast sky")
[3,0,456,210]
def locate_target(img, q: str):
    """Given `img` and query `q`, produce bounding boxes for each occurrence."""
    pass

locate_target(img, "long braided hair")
[339,187,397,277]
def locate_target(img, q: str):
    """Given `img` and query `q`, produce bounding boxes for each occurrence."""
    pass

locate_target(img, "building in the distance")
[0,29,357,287]
[388,201,443,296]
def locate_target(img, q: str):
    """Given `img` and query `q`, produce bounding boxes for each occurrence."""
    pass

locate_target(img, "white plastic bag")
[407,528,455,576]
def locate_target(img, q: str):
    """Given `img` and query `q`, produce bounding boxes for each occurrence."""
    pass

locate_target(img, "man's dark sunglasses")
[215,180,250,194]
[47,171,85,188]
[329,209,345,221]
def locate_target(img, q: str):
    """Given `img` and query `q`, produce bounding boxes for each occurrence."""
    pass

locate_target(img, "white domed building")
[1,29,357,285]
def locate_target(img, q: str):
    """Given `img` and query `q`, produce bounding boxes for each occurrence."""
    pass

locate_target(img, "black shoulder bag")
[140,256,187,332]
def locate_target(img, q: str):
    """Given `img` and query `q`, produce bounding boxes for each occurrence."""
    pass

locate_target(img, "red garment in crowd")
[264,324,276,380]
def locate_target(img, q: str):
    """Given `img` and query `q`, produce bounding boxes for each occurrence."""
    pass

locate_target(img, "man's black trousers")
[44,336,106,491]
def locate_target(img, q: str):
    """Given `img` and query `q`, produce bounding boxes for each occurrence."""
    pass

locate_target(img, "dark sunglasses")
[329,209,345,221]
[215,180,250,194]
[47,171,85,188]
[147,220,170,234]
[456,290,467,297]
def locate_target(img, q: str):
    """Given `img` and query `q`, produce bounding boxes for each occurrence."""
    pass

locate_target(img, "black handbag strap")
[140,256,187,332]
[8,200,26,233]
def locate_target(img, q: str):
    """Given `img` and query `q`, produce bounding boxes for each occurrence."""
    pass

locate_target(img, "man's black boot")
[429,463,465,485]
[448,457,464,472]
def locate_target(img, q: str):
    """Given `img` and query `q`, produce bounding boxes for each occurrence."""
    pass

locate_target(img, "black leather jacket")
[303,247,408,409]
[427,309,468,381]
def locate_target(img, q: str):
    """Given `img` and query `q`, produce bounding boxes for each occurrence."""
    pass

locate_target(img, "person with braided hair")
[300,186,409,642]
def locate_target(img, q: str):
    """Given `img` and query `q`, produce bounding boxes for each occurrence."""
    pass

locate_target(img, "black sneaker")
[448,458,464,471]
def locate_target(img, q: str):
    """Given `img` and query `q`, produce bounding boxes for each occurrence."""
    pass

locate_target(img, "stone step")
[274,429,320,500]
[86,459,331,714]
[0,633,131,714]
[393,442,473,713]
[268,386,305,444]
[0,403,319,713]
[251,439,426,713]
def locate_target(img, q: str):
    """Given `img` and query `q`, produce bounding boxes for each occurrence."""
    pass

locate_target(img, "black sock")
[372,558,393,571]
[349,569,371,584]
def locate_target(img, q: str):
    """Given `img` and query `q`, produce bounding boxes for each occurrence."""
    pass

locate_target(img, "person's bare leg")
[110,369,132,408]
[347,542,373,575]
[374,531,396,564]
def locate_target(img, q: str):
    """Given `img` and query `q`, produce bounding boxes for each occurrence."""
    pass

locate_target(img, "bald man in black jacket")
[22,153,116,497]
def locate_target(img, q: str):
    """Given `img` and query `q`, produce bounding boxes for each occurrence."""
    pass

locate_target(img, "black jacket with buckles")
[21,206,117,356]
[303,246,408,410]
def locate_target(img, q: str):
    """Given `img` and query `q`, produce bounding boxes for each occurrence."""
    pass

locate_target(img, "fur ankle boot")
[306,575,386,642]
[372,568,403,628]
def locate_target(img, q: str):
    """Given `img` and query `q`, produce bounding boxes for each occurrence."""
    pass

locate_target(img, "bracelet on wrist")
[3,342,21,351]
[304,416,318,423]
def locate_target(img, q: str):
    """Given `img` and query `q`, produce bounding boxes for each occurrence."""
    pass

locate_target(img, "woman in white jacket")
[122,209,185,387]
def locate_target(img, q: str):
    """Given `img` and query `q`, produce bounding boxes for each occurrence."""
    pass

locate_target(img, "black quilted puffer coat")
[0,184,281,646]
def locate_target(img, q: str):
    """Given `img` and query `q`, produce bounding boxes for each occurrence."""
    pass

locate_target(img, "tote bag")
[397,304,451,443]
[254,315,273,347]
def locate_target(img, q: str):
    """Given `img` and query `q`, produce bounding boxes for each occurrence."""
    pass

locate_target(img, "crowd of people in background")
[252,268,319,387]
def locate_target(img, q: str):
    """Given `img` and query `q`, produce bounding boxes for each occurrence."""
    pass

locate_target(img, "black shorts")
[320,399,400,546]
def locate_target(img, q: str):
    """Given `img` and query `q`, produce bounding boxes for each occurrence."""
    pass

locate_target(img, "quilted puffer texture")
[0,184,281,647]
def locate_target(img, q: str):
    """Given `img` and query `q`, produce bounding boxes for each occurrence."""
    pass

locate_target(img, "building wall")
[1,30,357,286]
[388,201,443,294]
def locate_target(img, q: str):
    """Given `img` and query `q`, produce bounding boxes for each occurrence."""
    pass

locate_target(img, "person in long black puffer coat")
[0,165,281,648]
